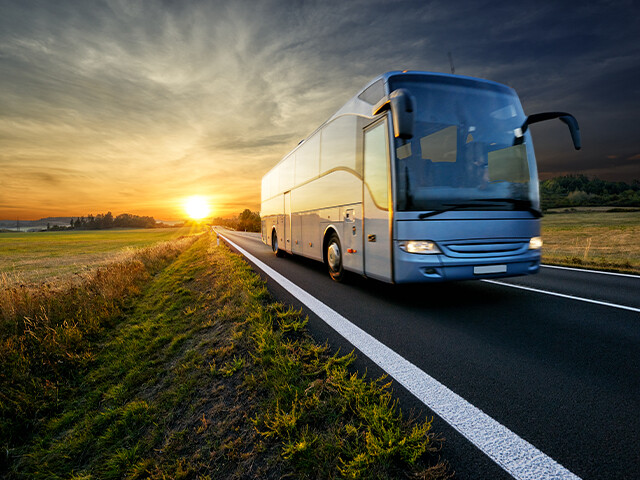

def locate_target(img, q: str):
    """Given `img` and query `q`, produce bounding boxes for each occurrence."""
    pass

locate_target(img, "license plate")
[474,264,507,275]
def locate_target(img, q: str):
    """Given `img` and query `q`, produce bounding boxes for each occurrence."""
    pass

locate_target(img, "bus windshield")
[390,76,540,213]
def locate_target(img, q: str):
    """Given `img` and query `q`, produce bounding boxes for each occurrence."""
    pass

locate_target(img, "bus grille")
[440,241,528,258]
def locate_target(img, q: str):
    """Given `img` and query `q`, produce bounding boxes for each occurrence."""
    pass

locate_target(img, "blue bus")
[261,71,580,282]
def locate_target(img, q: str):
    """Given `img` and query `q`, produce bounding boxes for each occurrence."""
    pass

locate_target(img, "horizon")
[0,172,637,223]
[1,0,639,220]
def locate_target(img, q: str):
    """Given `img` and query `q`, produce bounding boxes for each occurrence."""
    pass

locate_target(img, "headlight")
[399,240,442,254]
[529,236,543,250]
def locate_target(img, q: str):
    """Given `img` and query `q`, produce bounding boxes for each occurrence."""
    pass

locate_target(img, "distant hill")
[0,217,72,232]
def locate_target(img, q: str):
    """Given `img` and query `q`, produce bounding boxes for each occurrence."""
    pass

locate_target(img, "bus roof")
[327,70,514,125]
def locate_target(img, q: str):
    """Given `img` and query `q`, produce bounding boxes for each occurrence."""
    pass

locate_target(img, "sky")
[1,0,639,220]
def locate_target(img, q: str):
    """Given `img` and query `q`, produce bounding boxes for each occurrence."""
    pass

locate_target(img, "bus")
[261,71,580,283]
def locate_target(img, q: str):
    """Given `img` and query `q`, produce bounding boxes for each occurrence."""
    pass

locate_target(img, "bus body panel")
[261,195,283,250]
[284,192,292,253]
[288,170,363,264]
[340,204,363,274]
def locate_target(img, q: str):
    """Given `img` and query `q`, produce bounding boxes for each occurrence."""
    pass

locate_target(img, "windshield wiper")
[418,201,502,219]
[480,198,543,218]
[418,199,542,219]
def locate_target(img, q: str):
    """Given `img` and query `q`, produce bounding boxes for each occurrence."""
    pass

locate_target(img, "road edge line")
[481,279,640,313]
[541,264,640,279]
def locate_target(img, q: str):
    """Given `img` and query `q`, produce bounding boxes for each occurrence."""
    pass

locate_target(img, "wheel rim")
[327,241,341,271]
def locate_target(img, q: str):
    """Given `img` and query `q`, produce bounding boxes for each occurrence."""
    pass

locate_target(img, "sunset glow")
[184,196,211,220]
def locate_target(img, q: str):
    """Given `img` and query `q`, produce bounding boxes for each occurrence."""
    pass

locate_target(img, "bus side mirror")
[515,111,581,150]
[373,89,415,139]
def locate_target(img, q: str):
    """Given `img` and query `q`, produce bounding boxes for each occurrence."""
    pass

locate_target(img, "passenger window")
[320,116,357,173]
[279,155,295,192]
[294,134,320,185]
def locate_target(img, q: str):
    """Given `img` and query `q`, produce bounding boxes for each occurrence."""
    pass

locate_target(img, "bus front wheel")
[326,233,344,282]
[272,230,285,257]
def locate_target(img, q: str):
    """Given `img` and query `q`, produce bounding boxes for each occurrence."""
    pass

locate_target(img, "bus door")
[363,119,392,282]
[284,191,292,253]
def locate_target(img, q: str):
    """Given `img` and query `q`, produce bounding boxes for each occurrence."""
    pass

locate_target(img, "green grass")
[2,232,450,479]
[0,226,205,284]
[541,211,640,273]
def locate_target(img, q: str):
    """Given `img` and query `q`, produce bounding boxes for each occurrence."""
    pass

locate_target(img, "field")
[541,210,640,274]
[0,226,205,284]
[2,212,638,284]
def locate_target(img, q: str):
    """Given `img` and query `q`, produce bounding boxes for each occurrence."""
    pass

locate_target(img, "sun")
[184,196,210,220]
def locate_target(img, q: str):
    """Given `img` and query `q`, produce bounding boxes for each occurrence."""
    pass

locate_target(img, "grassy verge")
[2,233,449,479]
[0,236,199,468]
[541,211,640,274]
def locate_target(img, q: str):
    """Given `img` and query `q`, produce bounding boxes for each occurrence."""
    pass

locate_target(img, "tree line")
[211,209,261,232]
[51,212,157,230]
[540,175,640,210]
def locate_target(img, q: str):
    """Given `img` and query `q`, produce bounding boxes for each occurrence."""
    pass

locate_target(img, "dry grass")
[542,211,640,274]
[0,235,198,463]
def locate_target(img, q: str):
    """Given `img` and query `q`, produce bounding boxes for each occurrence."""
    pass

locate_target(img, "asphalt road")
[216,229,639,480]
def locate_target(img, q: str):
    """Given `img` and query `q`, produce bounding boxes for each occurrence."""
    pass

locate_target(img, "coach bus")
[261,71,580,283]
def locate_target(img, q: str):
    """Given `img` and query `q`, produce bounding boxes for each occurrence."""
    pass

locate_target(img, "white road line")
[482,279,640,313]
[542,264,640,279]
[217,231,581,480]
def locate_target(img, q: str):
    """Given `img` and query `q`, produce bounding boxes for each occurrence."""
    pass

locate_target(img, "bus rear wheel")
[326,233,344,282]
[272,230,285,257]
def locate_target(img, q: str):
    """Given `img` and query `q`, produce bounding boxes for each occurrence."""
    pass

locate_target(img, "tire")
[272,230,285,257]
[326,233,344,282]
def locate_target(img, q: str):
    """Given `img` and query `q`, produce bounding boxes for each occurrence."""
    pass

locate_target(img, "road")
[216,228,639,480]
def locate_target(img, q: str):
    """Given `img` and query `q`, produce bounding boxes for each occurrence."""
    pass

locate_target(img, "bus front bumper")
[393,248,541,283]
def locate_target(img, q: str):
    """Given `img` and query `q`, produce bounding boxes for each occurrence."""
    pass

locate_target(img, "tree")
[237,209,261,232]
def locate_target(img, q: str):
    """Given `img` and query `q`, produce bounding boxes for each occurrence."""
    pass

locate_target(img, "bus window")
[280,154,295,192]
[358,79,385,105]
[295,134,320,185]
[321,116,357,174]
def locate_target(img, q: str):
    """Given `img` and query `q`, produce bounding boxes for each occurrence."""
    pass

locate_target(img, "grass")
[541,210,640,274]
[1,232,449,479]
[0,236,199,466]
[0,225,206,285]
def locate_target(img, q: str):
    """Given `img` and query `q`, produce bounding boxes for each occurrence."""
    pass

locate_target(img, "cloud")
[1,0,639,219]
